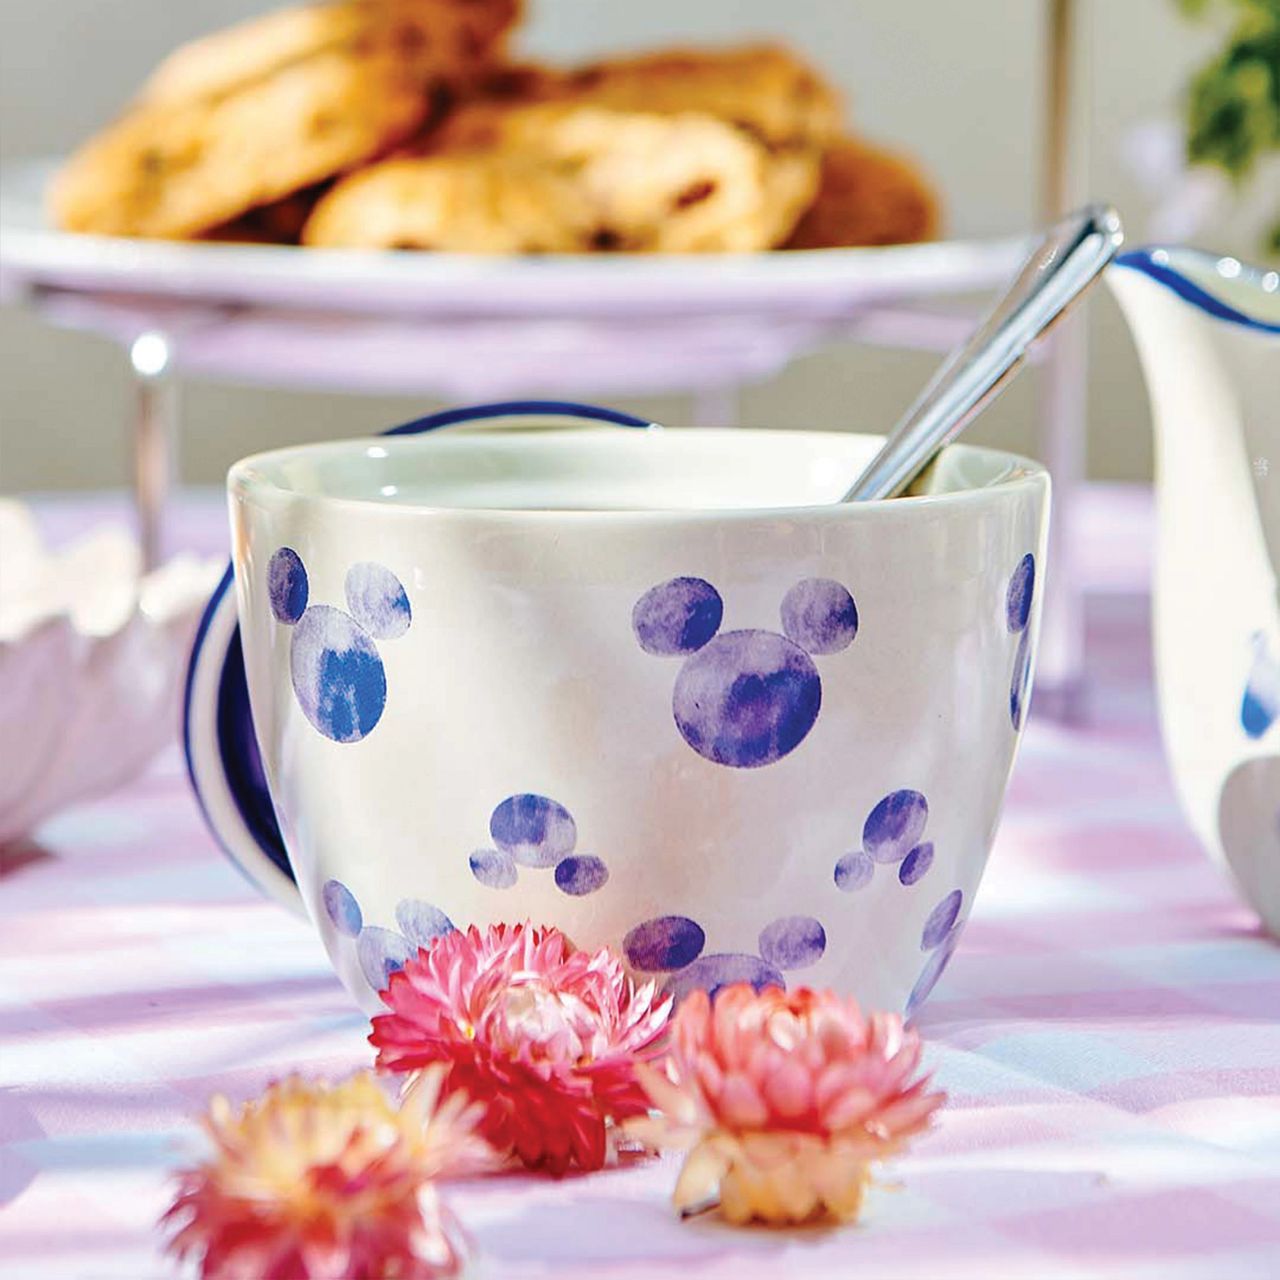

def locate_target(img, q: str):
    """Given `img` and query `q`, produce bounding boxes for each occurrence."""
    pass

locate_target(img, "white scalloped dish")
[0,500,221,844]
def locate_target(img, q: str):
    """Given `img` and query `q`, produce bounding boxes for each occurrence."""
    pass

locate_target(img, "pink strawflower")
[370,923,672,1174]
[633,984,946,1225]
[161,1068,493,1280]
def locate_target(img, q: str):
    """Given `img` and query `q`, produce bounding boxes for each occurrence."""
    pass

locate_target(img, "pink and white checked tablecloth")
[2,491,1279,1280]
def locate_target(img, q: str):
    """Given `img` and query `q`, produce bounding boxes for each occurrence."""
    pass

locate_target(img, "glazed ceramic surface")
[218,420,1048,1015]
[1109,249,1280,935]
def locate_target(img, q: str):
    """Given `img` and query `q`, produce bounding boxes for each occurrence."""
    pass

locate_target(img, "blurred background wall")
[0,0,1273,493]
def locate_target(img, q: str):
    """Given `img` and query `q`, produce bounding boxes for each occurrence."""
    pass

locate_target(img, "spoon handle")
[842,203,1124,503]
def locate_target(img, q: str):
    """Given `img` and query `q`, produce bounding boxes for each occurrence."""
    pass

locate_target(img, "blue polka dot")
[322,879,362,937]
[345,562,411,641]
[665,953,785,1004]
[268,548,308,624]
[780,579,858,655]
[834,849,874,892]
[864,790,929,864]
[289,606,386,743]
[554,855,609,896]
[899,842,934,886]
[922,889,963,950]
[1011,629,1033,730]
[758,916,826,970]
[1241,635,1277,739]
[469,848,517,889]
[395,900,455,949]
[624,916,706,971]
[633,577,723,655]
[672,630,821,768]
[489,794,577,868]
[1242,689,1276,739]
[906,933,959,1020]
[1007,554,1035,633]
[357,927,414,992]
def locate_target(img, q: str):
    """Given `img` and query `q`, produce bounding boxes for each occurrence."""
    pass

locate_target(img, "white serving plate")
[1,159,1022,320]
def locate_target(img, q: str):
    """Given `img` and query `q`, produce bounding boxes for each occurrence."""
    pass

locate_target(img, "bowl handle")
[183,401,653,913]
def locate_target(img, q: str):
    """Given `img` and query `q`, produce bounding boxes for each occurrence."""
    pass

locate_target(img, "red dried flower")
[161,1068,492,1279]
[634,984,946,1224]
[370,923,671,1173]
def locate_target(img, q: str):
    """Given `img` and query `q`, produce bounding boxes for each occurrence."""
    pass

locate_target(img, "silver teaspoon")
[842,202,1124,503]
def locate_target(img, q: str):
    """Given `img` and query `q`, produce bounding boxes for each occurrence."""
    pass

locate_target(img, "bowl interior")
[232,426,1043,514]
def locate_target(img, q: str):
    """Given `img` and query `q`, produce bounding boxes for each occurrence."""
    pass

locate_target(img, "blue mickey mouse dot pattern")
[1010,632,1033,732]
[833,849,874,892]
[625,912,823,1003]
[758,915,826,970]
[906,886,967,1017]
[469,848,518,889]
[898,842,934,886]
[322,879,362,937]
[490,794,577,869]
[864,790,929,864]
[633,577,724,655]
[356,926,416,993]
[635,576,858,769]
[554,855,610,896]
[470,794,608,897]
[291,606,387,744]
[779,578,858,655]
[319,881,457,993]
[268,549,410,744]
[674,631,821,768]
[1241,632,1279,739]
[665,953,785,1004]
[1006,554,1036,633]
[906,932,960,1020]
[1007,553,1036,731]
[836,789,936,892]
[268,547,308,624]
[396,899,455,949]
[624,916,706,971]
[345,562,412,640]
[921,888,963,951]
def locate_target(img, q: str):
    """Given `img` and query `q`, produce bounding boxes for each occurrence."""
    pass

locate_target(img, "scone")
[52,49,434,239]
[556,43,843,150]
[786,137,940,249]
[302,153,579,252]
[458,101,821,250]
[201,186,330,244]
[304,103,820,253]
[140,0,521,106]
[51,0,519,238]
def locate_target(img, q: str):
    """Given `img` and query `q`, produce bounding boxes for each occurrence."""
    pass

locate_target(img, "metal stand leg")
[129,331,178,570]
[1034,0,1090,720]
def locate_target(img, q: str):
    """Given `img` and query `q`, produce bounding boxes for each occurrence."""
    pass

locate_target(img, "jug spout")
[1108,248,1280,934]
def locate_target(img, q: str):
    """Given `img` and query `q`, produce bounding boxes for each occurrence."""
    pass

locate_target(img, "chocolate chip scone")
[556,43,843,151]
[304,103,820,253]
[51,48,434,239]
[785,137,940,249]
[301,153,578,252]
[201,186,331,244]
[140,0,521,106]
[478,101,820,250]
[51,0,519,238]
